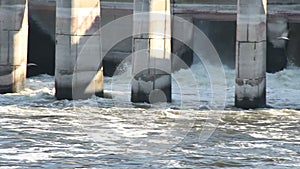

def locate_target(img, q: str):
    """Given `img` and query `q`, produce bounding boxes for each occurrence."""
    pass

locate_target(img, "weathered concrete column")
[0,0,28,93]
[55,0,103,100]
[235,0,267,108]
[132,0,171,103]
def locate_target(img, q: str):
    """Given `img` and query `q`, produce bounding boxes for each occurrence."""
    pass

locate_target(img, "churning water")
[0,63,299,168]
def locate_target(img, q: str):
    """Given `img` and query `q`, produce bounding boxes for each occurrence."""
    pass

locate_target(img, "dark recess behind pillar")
[27,16,55,77]
[194,20,236,68]
[287,23,300,66]
[103,37,132,77]
[266,40,287,73]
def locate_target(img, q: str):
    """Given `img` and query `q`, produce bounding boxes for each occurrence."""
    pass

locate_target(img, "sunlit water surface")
[0,64,299,168]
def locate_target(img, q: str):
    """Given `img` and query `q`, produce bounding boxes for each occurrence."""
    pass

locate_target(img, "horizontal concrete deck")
[101,1,300,22]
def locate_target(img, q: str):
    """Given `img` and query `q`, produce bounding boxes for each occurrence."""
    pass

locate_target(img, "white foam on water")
[1,62,297,109]
[266,66,300,109]
[1,153,51,162]
[0,62,299,168]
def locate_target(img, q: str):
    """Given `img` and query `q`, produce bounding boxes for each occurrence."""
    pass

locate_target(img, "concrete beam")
[0,0,28,93]
[235,0,267,108]
[55,0,103,100]
[101,1,300,23]
[132,0,172,103]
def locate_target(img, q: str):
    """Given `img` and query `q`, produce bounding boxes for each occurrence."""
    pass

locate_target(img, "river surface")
[0,64,299,168]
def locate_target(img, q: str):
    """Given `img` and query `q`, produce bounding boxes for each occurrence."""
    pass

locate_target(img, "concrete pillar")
[132,0,171,103]
[55,0,103,100]
[0,0,28,93]
[235,0,267,108]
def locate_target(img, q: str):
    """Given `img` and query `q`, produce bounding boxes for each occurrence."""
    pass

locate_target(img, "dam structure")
[0,0,300,108]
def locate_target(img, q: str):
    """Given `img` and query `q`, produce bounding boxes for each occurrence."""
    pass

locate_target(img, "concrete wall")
[235,0,267,108]
[0,0,28,93]
[55,0,103,100]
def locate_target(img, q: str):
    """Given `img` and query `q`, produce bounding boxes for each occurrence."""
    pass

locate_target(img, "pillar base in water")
[55,69,104,100]
[0,65,26,94]
[235,77,266,109]
[55,86,104,100]
[131,72,171,103]
[235,96,266,109]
